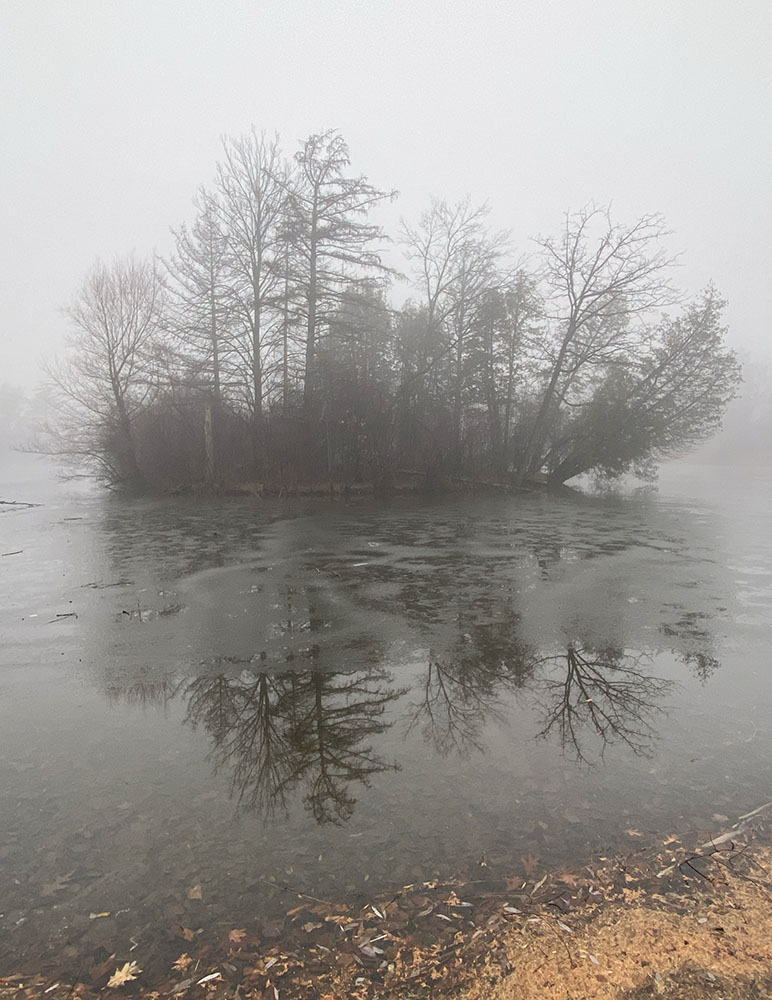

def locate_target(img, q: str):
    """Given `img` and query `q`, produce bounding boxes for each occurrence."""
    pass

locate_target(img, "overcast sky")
[2,0,770,389]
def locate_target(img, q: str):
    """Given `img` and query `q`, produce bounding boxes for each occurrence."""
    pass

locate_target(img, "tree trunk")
[304,232,318,413]
[516,317,576,484]
[204,399,215,486]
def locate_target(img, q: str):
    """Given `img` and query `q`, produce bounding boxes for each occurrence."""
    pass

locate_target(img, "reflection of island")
[183,662,404,824]
[94,494,731,781]
[99,603,722,809]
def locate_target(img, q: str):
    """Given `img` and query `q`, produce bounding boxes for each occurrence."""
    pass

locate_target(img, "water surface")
[1,455,770,976]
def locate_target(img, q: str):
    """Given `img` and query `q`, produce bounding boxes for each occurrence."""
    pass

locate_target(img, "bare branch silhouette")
[533,644,673,762]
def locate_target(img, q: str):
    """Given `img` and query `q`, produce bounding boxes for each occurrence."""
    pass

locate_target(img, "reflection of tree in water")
[409,617,535,756]
[409,615,679,763]
[183,662,404,824]
[184,670,299,815]
[532,645,673,763]
[103,665,178,708]
[678,649,719,683]
[98,580,722,786]
[287,670,403,824]
[661,610,721,683]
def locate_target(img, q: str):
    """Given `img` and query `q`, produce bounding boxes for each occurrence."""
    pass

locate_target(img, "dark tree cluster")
[44,130,741,492]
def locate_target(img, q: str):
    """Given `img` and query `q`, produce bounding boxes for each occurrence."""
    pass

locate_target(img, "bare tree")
[467,269,543,470]
[545,287,741,484]
[519,206,677,483]
[289,131,396,414]
[400,198,509,465]
[214,130,289,429]
[165,190,232,407]
[45,255,165,487]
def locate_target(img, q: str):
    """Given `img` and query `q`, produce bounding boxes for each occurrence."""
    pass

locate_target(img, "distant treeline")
[42,129,741,493]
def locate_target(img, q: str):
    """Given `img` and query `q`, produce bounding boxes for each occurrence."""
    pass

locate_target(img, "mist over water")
[1,454,771,975]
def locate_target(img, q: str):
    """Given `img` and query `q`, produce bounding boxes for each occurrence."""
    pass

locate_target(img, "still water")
[1,455,771,976]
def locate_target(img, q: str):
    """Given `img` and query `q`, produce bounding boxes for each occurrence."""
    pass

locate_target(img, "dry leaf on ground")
[521,853,540,877]
[106,961,142,988]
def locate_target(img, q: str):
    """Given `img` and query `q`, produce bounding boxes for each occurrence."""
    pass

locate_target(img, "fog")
[2,0,771,392]
[4,9,772,987]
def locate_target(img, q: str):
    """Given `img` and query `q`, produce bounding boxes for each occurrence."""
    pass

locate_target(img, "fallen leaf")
[302,922,322,933]
[41,872,74,897]
[662,834,680,846]
[196,973,222,985]
[228,928,247,945]
[521,853,540,877]
[559,873,581,887]
[172,954,192,972]
[625,828,644,838]
[187,885,203,900]
[107,961,142,988]
[177,925,195,942]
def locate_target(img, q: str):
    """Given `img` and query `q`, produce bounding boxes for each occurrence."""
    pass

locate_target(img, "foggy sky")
[2,0,770,389]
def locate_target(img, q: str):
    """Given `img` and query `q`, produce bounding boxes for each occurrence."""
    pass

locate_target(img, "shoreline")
[5,805,772,999]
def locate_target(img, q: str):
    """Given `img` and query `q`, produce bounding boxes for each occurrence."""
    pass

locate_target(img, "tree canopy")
[44,130,741,492]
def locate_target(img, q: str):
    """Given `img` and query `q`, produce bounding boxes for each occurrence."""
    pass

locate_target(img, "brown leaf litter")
[3,805,772,1000]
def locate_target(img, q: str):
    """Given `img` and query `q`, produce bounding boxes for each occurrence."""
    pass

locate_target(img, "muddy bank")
[4,805,772,1000]
[177,471,528,499]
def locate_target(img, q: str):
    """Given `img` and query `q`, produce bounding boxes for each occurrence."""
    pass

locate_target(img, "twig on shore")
[736,801,772,823]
